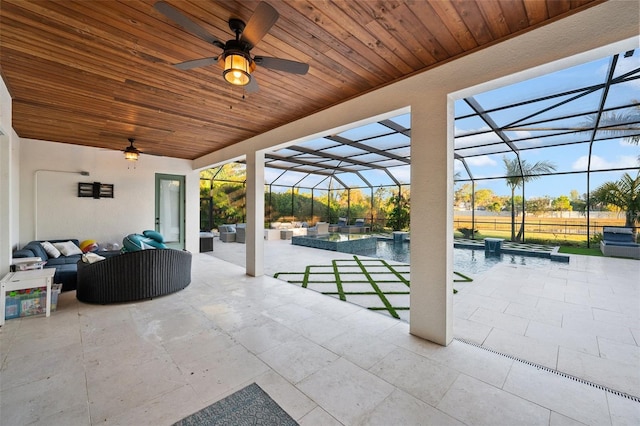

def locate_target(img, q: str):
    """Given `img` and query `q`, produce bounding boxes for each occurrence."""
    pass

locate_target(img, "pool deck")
[210,236,640,401]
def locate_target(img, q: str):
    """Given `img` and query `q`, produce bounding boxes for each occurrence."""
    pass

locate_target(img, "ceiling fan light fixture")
[124,149,139,161]
[222,52,252,86]
[124,138,140,161]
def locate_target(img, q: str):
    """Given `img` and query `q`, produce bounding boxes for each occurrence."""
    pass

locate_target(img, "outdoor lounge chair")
[329,217,347,232]
[340,218,368,233]
[600,226,640,259]
[307,222,329,236]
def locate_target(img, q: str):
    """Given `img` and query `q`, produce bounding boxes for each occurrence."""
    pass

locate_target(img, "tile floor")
[215,237,640,398]
[0,245,639,425]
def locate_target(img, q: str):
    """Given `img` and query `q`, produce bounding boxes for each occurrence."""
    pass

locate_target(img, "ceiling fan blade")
[154,1,223,48]
[174,57,219,70]
[245,77,260,93]
[254,56,309,74]
[240,2,279,49]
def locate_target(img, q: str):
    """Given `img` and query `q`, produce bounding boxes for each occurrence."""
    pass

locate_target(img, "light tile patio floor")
[0,241,638,425]
[212,237,640,399]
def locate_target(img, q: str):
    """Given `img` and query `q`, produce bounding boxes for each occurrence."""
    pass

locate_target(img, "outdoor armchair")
[219,224,237,242]
[307,222,329,236]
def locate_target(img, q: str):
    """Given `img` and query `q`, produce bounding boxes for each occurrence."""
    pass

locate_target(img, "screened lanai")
[201,49,640,243]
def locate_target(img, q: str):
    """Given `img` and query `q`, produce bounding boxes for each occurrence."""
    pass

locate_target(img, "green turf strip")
[352,256,400,319]
[274,256,473,319]
[331,260,347,301]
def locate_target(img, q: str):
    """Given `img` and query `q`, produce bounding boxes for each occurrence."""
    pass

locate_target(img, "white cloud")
[455,126,546,152]
[572,154,638,170]
[387,165,410,183]
[454,126,495,149]
[612,57,640,89]
[465,156,497,167]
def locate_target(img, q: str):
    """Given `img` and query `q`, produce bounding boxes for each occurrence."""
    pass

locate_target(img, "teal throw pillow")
[143,230,164,243]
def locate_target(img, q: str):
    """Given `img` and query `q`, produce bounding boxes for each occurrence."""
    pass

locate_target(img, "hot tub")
[291,233,377,254]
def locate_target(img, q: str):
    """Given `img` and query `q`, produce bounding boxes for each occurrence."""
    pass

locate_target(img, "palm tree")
[503,156,556,241]
[581,108,640,161]
[590,171,640,240]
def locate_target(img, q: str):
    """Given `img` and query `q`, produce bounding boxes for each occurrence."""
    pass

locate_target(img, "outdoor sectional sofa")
[77,248,192,304]
[600,226,640,260]
[13,239,84,291]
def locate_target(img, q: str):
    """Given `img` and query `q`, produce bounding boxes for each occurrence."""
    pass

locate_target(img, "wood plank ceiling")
[0,0,601,160]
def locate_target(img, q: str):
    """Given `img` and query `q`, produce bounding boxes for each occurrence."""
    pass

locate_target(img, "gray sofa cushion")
[23,242,48,260]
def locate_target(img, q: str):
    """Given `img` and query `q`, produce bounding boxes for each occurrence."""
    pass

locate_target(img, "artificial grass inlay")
[274,256,473,320]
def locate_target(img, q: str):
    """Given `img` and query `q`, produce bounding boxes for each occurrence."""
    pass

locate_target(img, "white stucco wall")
[18,138,200,253]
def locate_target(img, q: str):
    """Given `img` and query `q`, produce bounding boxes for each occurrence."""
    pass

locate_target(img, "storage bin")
[51,284,62,312]
[20,290,46,317]
[4,292,21,319]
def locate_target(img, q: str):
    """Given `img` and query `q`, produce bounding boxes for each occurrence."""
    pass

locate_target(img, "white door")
[155,174,185,249]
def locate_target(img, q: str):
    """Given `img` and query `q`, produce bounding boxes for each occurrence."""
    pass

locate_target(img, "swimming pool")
[375,239,553,275]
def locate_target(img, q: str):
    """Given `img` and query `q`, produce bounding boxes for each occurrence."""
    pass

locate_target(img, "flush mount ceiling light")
[124,138,140,161]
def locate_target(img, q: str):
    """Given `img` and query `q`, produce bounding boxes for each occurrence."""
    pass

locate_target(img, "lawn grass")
[558,246,603,256]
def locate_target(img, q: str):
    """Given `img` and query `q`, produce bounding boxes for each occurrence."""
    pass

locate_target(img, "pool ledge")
[454,238,570,263]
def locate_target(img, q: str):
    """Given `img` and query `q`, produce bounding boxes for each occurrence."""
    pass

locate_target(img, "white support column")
[0,77,14,277]
[0,132,11,277]
[245,150,264,277]
[409,98,454,346]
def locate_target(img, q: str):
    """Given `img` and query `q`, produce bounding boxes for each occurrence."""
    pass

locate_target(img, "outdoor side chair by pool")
[340,218,368,233]
[600,226,640,259]
[219,224,237,243]
[307,222,329,236]
[329,217,347,232]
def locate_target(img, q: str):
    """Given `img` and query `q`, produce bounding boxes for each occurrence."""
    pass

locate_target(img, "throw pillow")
[82,252,105,264]
[143,230,164,243]
[53,241,83,256]
[123,234,147,252]
[142,237,166,249]
[40,241,61,259]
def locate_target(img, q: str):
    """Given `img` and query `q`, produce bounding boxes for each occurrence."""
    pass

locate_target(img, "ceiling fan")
[154,1,309,92]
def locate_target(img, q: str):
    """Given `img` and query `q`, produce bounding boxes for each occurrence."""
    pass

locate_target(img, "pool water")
[374,240,552,275]
[313,233,371,242]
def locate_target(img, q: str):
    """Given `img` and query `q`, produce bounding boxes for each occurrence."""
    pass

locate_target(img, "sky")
[263,49,640,199]
[452,49,640,199]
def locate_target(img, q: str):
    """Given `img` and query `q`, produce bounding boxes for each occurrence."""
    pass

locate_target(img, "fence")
[454,215,626,241]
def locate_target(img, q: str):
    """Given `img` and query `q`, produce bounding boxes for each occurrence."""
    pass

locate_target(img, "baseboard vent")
[454,338,640,403]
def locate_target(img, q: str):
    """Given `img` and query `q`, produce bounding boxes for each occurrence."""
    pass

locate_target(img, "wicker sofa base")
[77,249,192,304]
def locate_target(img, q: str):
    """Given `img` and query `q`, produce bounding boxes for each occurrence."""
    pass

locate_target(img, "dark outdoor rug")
[172,383,299,426]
